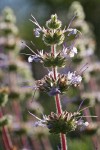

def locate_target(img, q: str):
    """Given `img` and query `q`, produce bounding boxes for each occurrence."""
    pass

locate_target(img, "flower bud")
[46,14,62,29]
[46,111,79,134]
[34,28,41,37]
[43,29,65,46]
[43,53,66,67]
[36,71,82,96]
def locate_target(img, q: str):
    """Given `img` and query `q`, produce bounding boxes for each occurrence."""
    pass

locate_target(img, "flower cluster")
[30,14,80,46]
[26,14,86,142]
[62,44,77,58]
[28,47,78,68]
[29,111,89,134]
[26,14,81,69]
[31,14,65,45]
[36,71,82,96]
[28,49,66,67]
[43,52,66,67]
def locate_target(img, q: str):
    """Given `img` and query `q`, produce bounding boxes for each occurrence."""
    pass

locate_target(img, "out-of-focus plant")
[66,1,100,149]
[0,7,52,150]
[25,13,95,150]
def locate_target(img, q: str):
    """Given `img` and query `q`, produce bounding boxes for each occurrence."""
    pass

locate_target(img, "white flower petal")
[84,122,89,127]
[77,76,82,82]
[28,56,34,62]
[34,121,46,127]
[72,47,77,54]
[69,52,75,57]
[67,72,73,80]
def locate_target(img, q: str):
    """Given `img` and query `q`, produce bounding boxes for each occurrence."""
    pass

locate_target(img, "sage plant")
[27,14,89,150]
[67,2,100,147]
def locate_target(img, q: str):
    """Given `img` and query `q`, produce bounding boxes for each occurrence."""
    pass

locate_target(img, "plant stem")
[55,94,62,114]
[60,134,67,150]
[51,45,67,150]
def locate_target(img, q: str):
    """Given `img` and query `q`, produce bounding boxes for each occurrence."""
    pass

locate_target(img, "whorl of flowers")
[27,14,81,67]
[35,71,82,96]
[26,14,82,96]
[25,14,88,138]
[29,111,89,134]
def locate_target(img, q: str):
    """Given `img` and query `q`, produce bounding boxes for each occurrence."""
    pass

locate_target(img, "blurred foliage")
[0,7,52,150]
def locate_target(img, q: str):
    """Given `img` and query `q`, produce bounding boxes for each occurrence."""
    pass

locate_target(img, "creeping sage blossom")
[48,87,61,96]
[67,28,77,36]
[28,55,41,63]
[76,120,89,127]
[67,71,82,86]
[28,50,44,63]
[76,120,89,131]
[29,111,89,134]
[28,111,47,127]
[35,70,82,96]
[69,47,77,57]
[62,45,77,58]
[34,28,42,37]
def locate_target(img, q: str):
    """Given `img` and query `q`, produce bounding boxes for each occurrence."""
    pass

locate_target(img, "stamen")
[20,52,31,56]
[29,19,40,28]
[76,115,97,118]
[79,106,92,112]
[81,66,88,75]
[78,63,88,75]
[31,14,38,24]
[66,14,77,31]
[21,41,37,55]
[77,99,85,112]
[28,111,42,121]
[30,41,36,47]
[30,14,42,30]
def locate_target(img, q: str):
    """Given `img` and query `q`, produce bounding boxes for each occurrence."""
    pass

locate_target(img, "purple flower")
[62,45,77,58]
[28,111,47,127]
[76,120,89,131]
[34,121,46,127]
[48,87,61,96]
[28,55,41,63]
[47,124,53,129]
[68,29,77,36]
[69,47,77,57]
[67,71,82,86]
[34,28,41,37]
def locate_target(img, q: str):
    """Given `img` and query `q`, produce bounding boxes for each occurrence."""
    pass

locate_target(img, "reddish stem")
[2,132,8,150]
[51,45,67,150]
[60,134,67,150]
[55,94,62,114]
[0,108,13,150]
[55,94,67,150]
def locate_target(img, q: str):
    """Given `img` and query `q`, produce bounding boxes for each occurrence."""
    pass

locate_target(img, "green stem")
[51,45,67,150]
